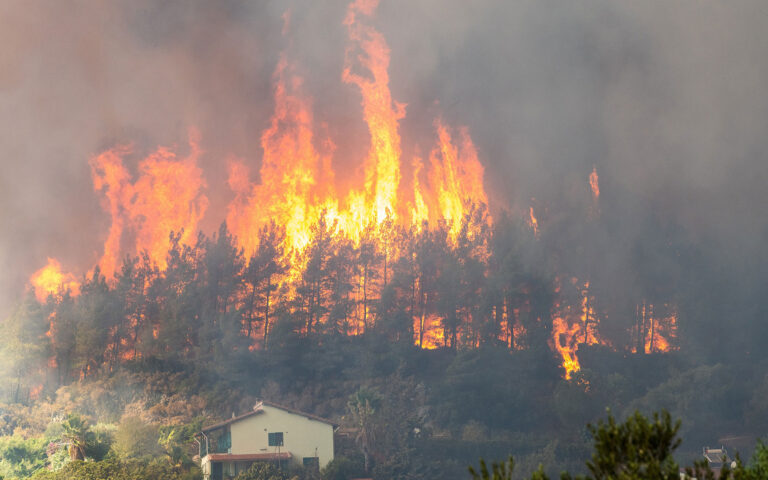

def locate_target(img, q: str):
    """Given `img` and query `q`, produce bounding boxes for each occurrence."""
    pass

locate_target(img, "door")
[212,462,223,480]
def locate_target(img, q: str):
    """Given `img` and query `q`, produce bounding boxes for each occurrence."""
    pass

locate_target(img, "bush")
[321,455,366,480]
[30,458,200,480]
[234,462,288,480]
[112,417,162,460]
[0,435,47,478]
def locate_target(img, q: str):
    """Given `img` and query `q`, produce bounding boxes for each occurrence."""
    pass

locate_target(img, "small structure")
[703,446,731,477]
[197,400,336,480]
[703,446,728,464]
[679,446,740,479]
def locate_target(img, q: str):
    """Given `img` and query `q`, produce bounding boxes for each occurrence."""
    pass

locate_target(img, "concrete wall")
[229,405,334,469]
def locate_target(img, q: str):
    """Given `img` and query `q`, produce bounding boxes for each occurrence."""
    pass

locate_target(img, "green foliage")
[682,441,768,480]
[0,216,766,480]
[347,387,381,473]
[584,410,681,480]
[320,455,366,480]
[0,295,48,404]
[234,462,288,480]
[623,365,737,440]
[59,414,90,462]
[469,456,515,480]
[112,416,162,460]
[746,440,768,478]
[158,418,204,467]
[83,423,113,462]
[29,457,201,480]
[469,411,683,480]
[0,436,46,479]
[47,446,70,473]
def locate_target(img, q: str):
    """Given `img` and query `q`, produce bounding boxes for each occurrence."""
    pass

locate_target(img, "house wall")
[229,405,334,469]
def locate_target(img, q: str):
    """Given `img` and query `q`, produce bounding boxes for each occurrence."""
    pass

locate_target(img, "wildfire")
[416,314,444,349]
[635,302,678,354]
[343,0,406,226]
[90,131,208,278]
[25,0,682,371]
[30,258,80,302]
[226,56,331,258]
[29,384,43,401]
[225,0,489,264]
[528,206,539,236]
[589,165,600,201]
[549,280,610,379]
[551,286,680,378]
[29,0,492,349]
[551,315,583,380]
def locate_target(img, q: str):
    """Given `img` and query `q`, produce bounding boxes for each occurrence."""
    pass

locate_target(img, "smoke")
[2,0,767,318]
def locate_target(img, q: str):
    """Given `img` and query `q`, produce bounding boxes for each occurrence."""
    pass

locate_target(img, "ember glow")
[549,279,610,380]
[589,165,600,201]
[550,278,679,378]
[635,302,678,354]
[528,206,539,237]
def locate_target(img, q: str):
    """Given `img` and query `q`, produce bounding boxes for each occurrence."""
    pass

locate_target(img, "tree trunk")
[263,277,272,349]
[246,281,257,339]
[362,266,368,333]
[648,304,655,353]
[419,288,427,348]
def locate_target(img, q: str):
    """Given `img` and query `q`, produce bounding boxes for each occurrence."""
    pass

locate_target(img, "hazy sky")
[2,0,767,316]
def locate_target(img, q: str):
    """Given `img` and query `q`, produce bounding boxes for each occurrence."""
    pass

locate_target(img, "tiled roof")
[259,400,337,426]
[200,399,337,432]
[202,409,264,432]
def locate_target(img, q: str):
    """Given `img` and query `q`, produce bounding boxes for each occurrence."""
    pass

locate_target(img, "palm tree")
[61,413,90,461]
[347,388,381,473]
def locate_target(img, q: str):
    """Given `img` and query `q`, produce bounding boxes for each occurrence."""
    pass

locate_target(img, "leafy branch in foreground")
[469,456,514,480]
[470,409,768,480]
[470,410,682,480]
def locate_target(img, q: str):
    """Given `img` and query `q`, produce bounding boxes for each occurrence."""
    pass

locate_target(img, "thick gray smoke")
[2,0,767,317]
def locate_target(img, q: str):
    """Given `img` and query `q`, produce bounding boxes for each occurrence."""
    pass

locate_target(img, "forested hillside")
[2,213,768,479]
[3,0,768,478]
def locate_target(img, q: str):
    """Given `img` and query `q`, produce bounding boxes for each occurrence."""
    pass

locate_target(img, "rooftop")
[201,400,337,433]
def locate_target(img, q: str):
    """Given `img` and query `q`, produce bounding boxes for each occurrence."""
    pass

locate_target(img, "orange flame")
[551,315,583,380]
[30,258,80,302]
[528,206,539,236]
[415,314,444,349]
[226,0,490,260]
[343,0,405,225]
[549,280,610,379]
[411,154,429,231]
[428,120,488,238]
[226,56,331,258]
[30,0,492,355]
[589,165,600,200]
[638,303,678,353]
[90,132,208,278]
[30,384,43,401]
[511,309,527,350]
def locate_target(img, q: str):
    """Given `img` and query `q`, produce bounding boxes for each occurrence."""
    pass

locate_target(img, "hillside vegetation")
[2,219,768,479]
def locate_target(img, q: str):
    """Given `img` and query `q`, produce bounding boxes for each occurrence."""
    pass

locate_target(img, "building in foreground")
[197,400,336,480]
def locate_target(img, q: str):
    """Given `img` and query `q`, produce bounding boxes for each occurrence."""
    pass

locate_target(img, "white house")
[198,400,336,480]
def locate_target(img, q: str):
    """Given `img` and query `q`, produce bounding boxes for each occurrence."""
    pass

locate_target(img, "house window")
[216,430,231,453]
[303,457,320,471]
[268,432,284,446]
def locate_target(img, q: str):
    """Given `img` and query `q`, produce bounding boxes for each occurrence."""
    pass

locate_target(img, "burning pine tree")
[26,0,677,381]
